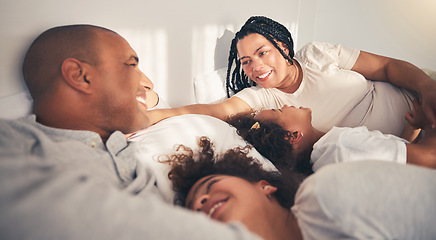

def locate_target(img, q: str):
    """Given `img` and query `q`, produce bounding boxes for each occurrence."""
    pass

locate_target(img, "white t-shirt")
[291,161,436,239]
[311,126,408,171]
[128,114,276,203]
[234,42,414,136]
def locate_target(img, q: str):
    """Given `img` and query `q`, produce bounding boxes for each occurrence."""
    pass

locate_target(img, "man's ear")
[61,58,93,94]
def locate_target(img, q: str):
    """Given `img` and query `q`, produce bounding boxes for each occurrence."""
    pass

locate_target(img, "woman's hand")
[417,82,436,128]
[405,98,430,129]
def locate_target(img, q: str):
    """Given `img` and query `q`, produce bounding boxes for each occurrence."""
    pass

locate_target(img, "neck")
[268,210,302,240]
[279,60,303,94]
[255,202,302,240]
[312,127,326,142]
[34,101,110,143]
[306,127,326,148]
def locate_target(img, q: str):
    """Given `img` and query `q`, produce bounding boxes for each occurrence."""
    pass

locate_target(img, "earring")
[291,131,304,140]
[267,194,271,199]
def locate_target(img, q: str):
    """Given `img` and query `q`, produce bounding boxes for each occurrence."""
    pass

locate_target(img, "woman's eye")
[259,51,268,56]
[241,60,250,66]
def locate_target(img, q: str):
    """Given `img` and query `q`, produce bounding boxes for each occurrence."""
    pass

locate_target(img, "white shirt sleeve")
[311,126,408,172]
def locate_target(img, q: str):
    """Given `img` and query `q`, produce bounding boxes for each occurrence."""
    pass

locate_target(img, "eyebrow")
[240,45,265,61]
[186,175,216,209]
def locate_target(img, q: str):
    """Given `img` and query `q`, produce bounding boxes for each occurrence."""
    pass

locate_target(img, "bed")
[0,67,435,204]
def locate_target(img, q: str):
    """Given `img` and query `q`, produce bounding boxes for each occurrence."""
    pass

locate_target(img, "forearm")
[384,59,435,93]
[147,104,226,125]
[406,128,436,168]
[401,123,421,143]
[354,51,436,128]
[147,97,252,125]
[352,51,434,93]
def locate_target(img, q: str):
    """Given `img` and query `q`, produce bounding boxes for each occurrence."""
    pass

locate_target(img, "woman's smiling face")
[237,33,293,90]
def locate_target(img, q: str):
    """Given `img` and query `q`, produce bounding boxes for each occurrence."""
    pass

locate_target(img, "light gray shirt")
[0,116,260,240]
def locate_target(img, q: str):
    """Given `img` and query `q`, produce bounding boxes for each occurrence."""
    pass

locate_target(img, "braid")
[226,16,295,96]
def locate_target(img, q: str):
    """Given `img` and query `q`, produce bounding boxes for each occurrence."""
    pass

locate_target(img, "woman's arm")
[352,51,436,128]
[146,96,252,125]
[406,130,436,168]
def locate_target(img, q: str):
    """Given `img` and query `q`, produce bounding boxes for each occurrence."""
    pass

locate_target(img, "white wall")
[297,0,436,70]
[2,0,434,108]
[0,0,300,107]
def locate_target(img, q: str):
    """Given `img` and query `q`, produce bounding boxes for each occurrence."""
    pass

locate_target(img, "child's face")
[255,105,312,133]
[185,174,273,233]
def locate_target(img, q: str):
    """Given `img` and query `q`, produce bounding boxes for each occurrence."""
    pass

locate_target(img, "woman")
[227,99,436,173]
[148,16,436,137]
[167,137,436,239]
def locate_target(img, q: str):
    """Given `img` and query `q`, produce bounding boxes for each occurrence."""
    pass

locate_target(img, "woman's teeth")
[257,70,272,79]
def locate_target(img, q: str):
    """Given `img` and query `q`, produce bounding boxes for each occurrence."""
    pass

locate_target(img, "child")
[227,99,436,174]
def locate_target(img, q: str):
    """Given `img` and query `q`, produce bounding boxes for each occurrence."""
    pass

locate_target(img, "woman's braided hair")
[226,16,295,97]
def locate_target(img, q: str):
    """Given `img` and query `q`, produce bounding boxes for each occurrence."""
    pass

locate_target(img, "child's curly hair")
[226,113,313,176]
[164,137,303,209]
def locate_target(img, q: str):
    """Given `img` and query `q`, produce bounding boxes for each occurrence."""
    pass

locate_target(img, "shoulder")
[234,86,271,101]
[295,42,360,69]
[295,41,337,57]
[0,116,38,140]
[235,85,264,94]
[314,126,359,148]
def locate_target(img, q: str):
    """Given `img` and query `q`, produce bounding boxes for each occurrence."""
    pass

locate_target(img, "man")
[0,25,259,240]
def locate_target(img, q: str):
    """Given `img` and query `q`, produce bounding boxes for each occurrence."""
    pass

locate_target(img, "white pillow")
[0,91,33,119]
[128,114,276,203]
[193,67,230,104]
[422,68,436,81]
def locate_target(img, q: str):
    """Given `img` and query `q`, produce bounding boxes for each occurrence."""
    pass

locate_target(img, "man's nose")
[139,71,154,91]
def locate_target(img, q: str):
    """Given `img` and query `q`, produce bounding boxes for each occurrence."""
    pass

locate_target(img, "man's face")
[90,31,152,134]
